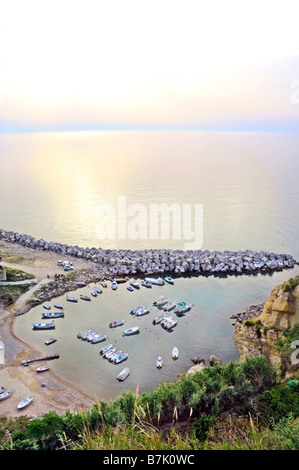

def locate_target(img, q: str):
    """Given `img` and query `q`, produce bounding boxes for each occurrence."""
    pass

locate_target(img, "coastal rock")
[186,362,206,376]
[191,356,205,365]
[209,355,222,367]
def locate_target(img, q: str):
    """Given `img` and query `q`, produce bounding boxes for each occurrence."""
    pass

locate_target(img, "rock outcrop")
[233,277,299,378]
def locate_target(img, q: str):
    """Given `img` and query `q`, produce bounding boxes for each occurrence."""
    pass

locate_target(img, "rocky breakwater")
[233,276,299,379]
[0,229,296,277]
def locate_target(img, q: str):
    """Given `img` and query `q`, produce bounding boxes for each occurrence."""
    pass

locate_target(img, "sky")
[0,0,299,132]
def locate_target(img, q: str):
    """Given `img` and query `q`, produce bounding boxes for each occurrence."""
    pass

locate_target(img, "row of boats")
[126,276,174,292]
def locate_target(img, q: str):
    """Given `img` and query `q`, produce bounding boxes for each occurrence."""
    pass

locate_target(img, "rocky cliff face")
[233,278,299,379]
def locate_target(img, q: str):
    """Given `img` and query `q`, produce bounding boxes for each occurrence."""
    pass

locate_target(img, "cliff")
[233,276,299,379]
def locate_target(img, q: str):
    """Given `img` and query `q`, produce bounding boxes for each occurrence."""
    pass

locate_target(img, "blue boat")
[41,311,64,319]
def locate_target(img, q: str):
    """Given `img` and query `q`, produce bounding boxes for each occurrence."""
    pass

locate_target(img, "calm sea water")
[1,130,299,400]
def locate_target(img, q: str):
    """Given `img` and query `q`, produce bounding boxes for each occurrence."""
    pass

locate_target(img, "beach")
[0,242,96,418]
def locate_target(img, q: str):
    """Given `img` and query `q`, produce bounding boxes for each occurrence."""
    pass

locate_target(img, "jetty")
[0,228,296,278]
[21,354,59,365]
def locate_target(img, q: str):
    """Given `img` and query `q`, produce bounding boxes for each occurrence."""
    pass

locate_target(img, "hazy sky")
[1,0,299,132]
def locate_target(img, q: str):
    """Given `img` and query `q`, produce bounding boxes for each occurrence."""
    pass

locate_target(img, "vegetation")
[4,267,35,282]
[0,355,298,450]
[282,275,299,292]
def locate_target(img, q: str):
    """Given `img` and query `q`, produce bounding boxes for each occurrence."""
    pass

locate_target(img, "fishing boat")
[36,365,49,373]
[32,321,55,330]
[66,296,78,302]
[111,281,117,290]
[145,277,165,286]
[152,314,165,325]
[116,367,130,381]
[153,296,169,307]
[80,295,91,301]
[129,278,140,289]
[130,306,150,317]
[127,285,134,292]
[42,303,51,310]
[172,347,179,360]
[17,396,33,410]
[54,303,63,309]
[45,337,57,346]
[100,343,113,355]
[114,352,128,364]
[163,301,176,312]
[122,326,140,336]
[91,288,98,297]
[41,311,64,319]
[141,281,152,288]
[164,276,174,284]
[78,329,93,340]
[174,302,192,316]
[156,356,163,369]
[109,320,124,328]
[0,391,11,401]
[161,316,178,330]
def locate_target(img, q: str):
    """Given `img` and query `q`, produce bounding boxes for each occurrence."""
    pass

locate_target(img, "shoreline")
[0,240,297,419]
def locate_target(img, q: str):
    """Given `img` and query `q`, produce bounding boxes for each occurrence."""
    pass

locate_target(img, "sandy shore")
[0,243,97,418]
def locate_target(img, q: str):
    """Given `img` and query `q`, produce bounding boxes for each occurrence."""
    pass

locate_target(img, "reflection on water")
[14,267,299,401]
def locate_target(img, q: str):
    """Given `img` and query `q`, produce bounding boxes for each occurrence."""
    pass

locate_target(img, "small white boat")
[94,287,102,294]
[127,285,134,292]
[153,296,169,307]
[45,337,57,345]
[101,281,107,288]
[80,295,91,301]
[17,396,34,410]
[109,350,122,362]
[100,343,114,355]
[66,296,78,302]
[161,316,178,330]
[0,391,11,401]
[91,288,98,297]
[156,356,163,369]
[41,311,64,319]
[174,302,193,316]
[116,367,130,381]
[145,277,165,286]
[129,279,140,289]
[36,365,49,373]
[54,303,63,309]
[141,281,152,288]
[152,314,165,325]
[172,347,179,360]
[91,334,107,344]
[32,321,55,330]
[131,306,150,317]
[111,281,117,290]
[109,320,124,328]
[163,301,176,312]
[122,326,140,336]
[164,276,174,284]
[42,303,51,310]
[114,352,128,364]
[103,347,116,359]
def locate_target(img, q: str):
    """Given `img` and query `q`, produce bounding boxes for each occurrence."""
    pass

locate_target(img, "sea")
[1,130,299,400]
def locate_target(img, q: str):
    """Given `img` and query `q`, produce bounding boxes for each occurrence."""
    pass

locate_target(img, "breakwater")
[0,228,296,277]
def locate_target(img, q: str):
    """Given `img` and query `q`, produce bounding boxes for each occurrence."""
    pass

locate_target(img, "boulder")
[209,354,222,367]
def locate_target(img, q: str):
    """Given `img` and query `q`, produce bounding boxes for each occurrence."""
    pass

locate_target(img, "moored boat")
[174,302,192,316]
[103,347,116,359]
[0,391,11,401]
[45,337,57,346]
[100,343,114,355]
[127,285,134,292]
[172,347,179,360]
[164,276,174,284]
[130,306,149,317]
[101,281,107,288]
[145,277,165,286]
[66,296,78,302]
[141,281,152,288]
[41,311,64,319]
[17,396,34,410]
[114,352,128,364]
[36,365,49,373]
[116,367,130,381]
[54,303,63,309]
[80,295,91,301]
[91,334,107,344]
[42,303,51,310]
[32,321,55,330]
[162,301,176,312]
[161,316,178,330]
[109,320,124,328]
[108,350,122,362]
[91,288,98,297]
[111,281,117,290]
[152,314,165,325]
[122,326,140,336]
[94,287,102,294]
[153,296,169,307]
[156,356,163,369]
[129,278,140,289]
